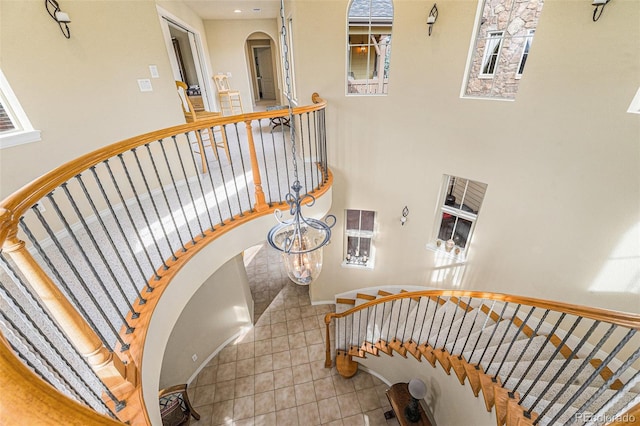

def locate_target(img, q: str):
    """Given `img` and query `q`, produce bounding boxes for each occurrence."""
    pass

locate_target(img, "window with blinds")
[344,209,376,268]
[0,69,40,148]
[0,102,17,134]
[435,175,487,258]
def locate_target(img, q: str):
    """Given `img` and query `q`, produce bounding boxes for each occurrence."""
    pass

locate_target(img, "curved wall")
[142,188,332,425]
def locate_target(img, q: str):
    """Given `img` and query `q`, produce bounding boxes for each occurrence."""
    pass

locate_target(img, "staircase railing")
[0,94,331,425]
[324,290,640,426]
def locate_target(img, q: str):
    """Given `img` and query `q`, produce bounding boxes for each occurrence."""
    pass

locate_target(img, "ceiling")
[183,0,281,20]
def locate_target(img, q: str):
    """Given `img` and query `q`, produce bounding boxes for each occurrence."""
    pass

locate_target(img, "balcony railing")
[0,94,331,425]
[324,290,640,426]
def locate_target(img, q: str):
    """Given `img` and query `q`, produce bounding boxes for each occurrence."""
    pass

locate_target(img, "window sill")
[341,260,375,270]
[426,243,467,263]
[0,129,41,149]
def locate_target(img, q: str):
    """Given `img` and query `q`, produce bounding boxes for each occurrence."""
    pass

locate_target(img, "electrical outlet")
[191,354,198,362]
[149,65,159,78]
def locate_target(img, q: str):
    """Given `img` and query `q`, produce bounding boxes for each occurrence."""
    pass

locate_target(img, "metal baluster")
[457,298,484,360]
[171,135,221,231]
[400,297,414,343]
[372,301,378,345]
[319,108,328,182]
[392,298,405,343]
[450,297,473,355]
[116,154,170,270]
[484,304,523,373]
[0,254,124,411]
[130,149,178,260]
[311,111,320,189]
[61,182,140,317]
[475,302,510,366]
[433,297,455,349]
[426,296,442,347]
[45,195,135,335]
[76,174,147,302]
[511,313,566,396]
[256,122,274,205]
[528,320,599,415]
[144,143,191,248]
[157,139,204,238]
[304,112,315,191]
[297,114,308,193]
[553,331,639,425]
[406,298,422,346]
[278,122,292,197]
[376,302,386,344]
[227,123,246,216]
[441,297,462,350]
[534,322,616,422]
[385,300,396,343]
[504,309,551,393]
[490,306,535,380]
[364,306,371,345]
[467,300,497,365]
[268,125,285,202]
[588,369,640,426]
[19,220,113,351]
[234,123,254,213]
[518,316,583,405]
[102,160,162,281]
[209,127,235,221]
[416,296,432,345]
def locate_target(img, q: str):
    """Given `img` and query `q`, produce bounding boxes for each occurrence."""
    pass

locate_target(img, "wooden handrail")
[0,93,331,425]
[0,96,327,247]
[324,290,640,331]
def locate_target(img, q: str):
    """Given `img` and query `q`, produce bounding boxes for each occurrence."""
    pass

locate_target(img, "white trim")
[311,299,335,306]
[0,69,41,149]
[0,129,41,149]
[459,0,487,98]
[627,87,640,114]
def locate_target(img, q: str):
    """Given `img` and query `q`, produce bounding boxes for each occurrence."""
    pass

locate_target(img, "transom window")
[344,209,376,268]
[433,175,487,258]
[462,0,545,100]
[346,0,393,95]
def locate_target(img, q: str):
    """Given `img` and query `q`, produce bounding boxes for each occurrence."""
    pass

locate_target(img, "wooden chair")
[159,384,200,426]
[213,74,244,116]
[176,81,230,173]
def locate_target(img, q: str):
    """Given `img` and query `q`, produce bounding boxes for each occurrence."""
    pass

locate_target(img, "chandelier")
[267,0,336,285]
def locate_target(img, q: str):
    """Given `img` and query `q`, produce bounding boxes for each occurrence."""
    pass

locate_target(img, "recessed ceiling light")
[234,9,242,13]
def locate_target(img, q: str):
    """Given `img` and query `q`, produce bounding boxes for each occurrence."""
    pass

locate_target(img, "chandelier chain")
[279,0,299,181]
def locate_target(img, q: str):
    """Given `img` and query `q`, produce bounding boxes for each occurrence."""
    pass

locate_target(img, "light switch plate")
[138,79,153,92]
[149,65,159,78]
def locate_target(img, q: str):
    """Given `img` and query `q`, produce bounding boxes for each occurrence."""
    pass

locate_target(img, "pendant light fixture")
[267,0,336,285]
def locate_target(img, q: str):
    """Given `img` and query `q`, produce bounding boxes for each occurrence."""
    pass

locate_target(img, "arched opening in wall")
[245,32,280,111]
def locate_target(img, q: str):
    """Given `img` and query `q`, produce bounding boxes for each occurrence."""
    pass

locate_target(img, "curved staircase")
[325,289,640,426]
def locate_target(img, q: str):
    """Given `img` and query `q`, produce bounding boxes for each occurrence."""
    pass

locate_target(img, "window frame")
[479,31,504,78]
[516,29,535,79]
[343,209,376,269]
[346,0,393,96]
[0,69,41,149]
[429,175,487,260]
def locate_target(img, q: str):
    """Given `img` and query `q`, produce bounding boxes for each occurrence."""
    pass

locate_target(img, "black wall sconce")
[427,4,438,36]
[592,0,610,21]
[45,0,71,39]
[401,206,409,226]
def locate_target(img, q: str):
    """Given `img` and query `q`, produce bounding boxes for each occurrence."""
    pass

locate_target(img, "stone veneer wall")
[465,0,545,99]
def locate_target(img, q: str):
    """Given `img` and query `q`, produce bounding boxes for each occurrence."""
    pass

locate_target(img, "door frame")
[252,45,277,101]
[156,6,216,111]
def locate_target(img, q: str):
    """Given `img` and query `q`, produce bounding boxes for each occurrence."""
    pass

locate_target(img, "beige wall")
[360,356,495,426]
[160,254,253,389]
[295,0,640,314]
[203,18,281,111]
[0,0,191,199]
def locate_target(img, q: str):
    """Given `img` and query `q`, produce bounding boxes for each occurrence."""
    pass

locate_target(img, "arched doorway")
[245,32,280,110]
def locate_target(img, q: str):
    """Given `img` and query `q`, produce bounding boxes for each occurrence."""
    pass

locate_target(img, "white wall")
[292,0,640,314]
[203,18,281,111]
[160,254,253,388]
[0,0,189,200]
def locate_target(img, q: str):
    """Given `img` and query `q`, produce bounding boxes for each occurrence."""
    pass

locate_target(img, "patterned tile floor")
[186,243,400,426]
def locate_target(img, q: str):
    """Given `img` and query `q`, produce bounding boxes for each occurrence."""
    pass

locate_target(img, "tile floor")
[186,244,400,426]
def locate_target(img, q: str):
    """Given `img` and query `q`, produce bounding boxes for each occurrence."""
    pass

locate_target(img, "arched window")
[347,0,393,96]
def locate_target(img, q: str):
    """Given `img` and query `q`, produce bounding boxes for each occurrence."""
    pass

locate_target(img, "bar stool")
[213,74,243,116]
